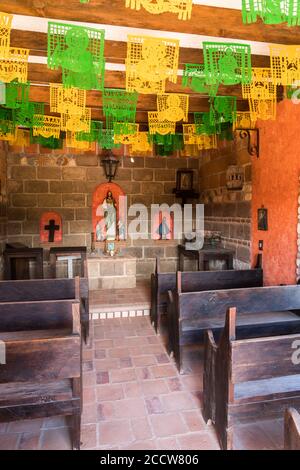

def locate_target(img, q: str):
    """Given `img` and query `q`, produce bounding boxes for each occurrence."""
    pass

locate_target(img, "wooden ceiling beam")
[27,64,247,99]
[10,30,270,68]
[4,1,300,45]
[30,83,249,114]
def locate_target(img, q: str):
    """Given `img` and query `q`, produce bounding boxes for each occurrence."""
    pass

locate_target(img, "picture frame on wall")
[258,207,268,231]
[176,170,194,192]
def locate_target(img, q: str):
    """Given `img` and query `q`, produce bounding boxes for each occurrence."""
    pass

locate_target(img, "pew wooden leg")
[72,410,81,450]
[83,321,89,344]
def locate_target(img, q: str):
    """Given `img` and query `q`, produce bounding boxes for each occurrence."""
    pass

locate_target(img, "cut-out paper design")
[102,88,138,125]
[99,129,121,150]
[209,96,237,125]
[125,0,193,20]
[0,12,13,50]
[242,67,276,100]
[126,34,179,94]
[182,63,219,95]
[234,111,256,130]
[249,98,277,121]
[30,132,63,149]
[0,120,15,141]
[114,123,139,145]
[130,131,152,153]
[12,128,30,147]
[0,81,5,104]
[157,93,189,122]
[61,108,91,133]
[194,112,218,135]
[48,22,105,90]
[50,83,86,115]
[33,115,61,139]
[0,47,29,83]
[66,131,96,151]
[148,111,176,135]
[150,133,184,156]
[13,102,44,128]
[270,44,300,85]
[76,120,103,143]
[183,124,217,149]
[203,42,252,86]
[4,81,30,109]
[242,0,300,26]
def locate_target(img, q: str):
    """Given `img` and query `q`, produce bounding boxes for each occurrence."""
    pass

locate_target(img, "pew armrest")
[203,329,217,424]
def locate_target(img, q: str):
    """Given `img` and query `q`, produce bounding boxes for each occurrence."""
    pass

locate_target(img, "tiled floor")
[0,316,284,450]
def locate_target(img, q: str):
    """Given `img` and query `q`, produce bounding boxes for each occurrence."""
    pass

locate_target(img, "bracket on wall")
[235,128,259,158]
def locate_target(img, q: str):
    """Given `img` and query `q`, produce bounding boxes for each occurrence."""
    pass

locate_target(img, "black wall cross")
[44,219,60,243]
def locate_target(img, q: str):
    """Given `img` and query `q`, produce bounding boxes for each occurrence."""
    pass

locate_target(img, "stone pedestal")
[87,256,136,290]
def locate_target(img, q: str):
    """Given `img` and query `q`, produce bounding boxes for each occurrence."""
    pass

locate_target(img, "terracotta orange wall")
[252,99,300,286]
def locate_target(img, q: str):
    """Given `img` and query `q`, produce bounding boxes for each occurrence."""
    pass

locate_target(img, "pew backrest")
[0,278,78,302]
[177,284,300,322]
[284,408,300,450]
[0,299,79,332]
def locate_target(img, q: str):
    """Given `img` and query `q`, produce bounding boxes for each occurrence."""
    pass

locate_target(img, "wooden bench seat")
[203,307,300,450]
[169,282,300,372]
[0,302,82,449]
[285,408,300,450]
[0,277,89,343]
[151,255,263,332]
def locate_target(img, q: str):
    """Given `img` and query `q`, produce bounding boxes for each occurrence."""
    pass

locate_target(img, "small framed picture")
[176,170,194,192]
[258,207,268,231]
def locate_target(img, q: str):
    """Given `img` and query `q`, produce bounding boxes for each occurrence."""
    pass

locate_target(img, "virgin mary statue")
[96,190,117,241]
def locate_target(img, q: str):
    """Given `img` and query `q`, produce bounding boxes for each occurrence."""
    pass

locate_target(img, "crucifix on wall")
[44,219,60,242]
[40,212,63,244]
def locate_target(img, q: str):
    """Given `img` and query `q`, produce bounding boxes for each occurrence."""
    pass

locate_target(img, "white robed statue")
[96,190,117,241]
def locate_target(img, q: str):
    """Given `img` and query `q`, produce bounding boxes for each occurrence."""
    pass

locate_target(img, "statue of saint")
[96,190,117,241]
[156,216,171,240]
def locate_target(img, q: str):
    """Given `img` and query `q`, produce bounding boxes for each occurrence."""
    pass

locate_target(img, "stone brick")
[72,181,89,193]
[146,158,167,169]
[155,169,175,181]
[133,169,153,182]
[236,245,251,263]
[136,260,156,276]
[188,158,200,169]
[164,182,175,194]
[86,167,106,182]
[63,234,86,246]
[130,195,153,207]
[26,208,48,221]
[12,194,37,207]
[144,247,164,259]
[70,220,91,233]
[116,168,132,181]
[236,201,251,219]
[123,157,145,168]
[50,181,74,193]
[119,182,141,194]
[75,154,98,166]
[38,194,62,208]
[22,221,39,234]
[160,260,177,272]
[7,207,26,221]
[11,166,36,180]
[166,158,187,169]
[62,167,86,180]
[37,167,61,180]
[24,181,49,193]
[121,247,143,258]
[7,222,22,235]
[75,208,91,220]
[141,182,164,194]
[165,246,178,258]
[153,195,176,206]
[7,180,23,193]
[62,194,86,208]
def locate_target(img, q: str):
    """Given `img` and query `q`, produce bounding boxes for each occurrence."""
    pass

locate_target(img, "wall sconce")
[235,128,259,158]
[100,151,120,182]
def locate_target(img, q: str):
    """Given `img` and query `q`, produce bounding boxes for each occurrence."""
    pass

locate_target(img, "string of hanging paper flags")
[1,10,300,154]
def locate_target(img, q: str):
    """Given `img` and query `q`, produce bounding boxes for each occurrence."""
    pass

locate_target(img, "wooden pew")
[0,300,81,449]
[49,247,90,342]
[150,256,263,332]
[203,307,300,450]
[284,408,300,450]
[4,246,44,280]
[0,277,89,343]
[169,282,300,372]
